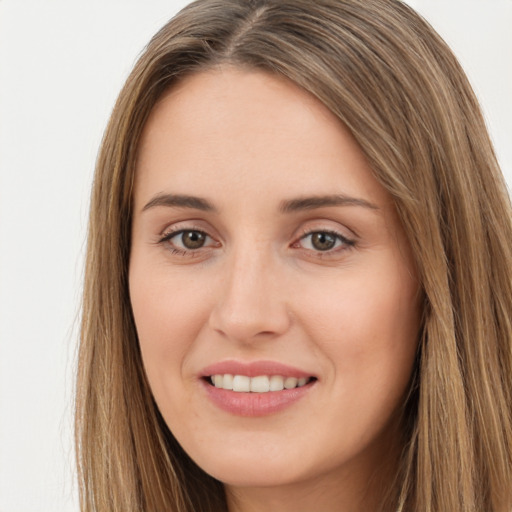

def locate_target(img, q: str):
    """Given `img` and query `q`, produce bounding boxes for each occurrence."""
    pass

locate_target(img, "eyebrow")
[142,193,217,213]
[279,194,379,213]
[141,192,379,214]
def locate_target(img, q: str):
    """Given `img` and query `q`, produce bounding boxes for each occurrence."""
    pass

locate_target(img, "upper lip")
[200,360,315,379]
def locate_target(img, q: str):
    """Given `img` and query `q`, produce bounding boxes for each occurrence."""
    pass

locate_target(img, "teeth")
[284,377,298,389]
[232,375,250,392]
[250,375,270,393]
[209,374,311,393]
[269,375,284,391]
[222,374,234,390]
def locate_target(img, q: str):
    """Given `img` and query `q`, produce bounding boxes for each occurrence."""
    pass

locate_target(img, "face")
[129,68,421,503]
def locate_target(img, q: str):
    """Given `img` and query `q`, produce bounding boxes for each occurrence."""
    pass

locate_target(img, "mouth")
[205,374,316,393]
[200,361,317,416]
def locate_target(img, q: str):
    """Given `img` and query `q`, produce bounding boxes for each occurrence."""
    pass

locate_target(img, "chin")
[184,435,335,490]
[205,461,306,489]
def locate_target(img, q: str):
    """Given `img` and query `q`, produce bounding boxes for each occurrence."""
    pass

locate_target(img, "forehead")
[134,67,391,212]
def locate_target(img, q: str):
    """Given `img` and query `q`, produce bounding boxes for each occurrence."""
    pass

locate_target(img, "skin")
[129,67,421,512]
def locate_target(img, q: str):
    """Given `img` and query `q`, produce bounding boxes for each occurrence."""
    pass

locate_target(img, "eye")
[175,230,207,249]
[159,228,217,253]
[297,230,354,252]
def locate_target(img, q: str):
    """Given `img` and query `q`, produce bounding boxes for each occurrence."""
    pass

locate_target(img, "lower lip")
[201,379,315,417]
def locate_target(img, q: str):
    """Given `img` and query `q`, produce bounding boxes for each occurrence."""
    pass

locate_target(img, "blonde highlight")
[76,1,512,510]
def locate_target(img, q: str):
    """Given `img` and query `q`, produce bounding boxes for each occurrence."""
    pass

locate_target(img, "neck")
[227,478,374,512]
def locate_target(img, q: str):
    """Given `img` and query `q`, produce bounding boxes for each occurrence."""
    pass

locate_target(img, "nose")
[208,249,291,343]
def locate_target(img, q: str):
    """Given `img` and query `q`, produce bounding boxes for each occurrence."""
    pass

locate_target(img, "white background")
[0,1,510,511]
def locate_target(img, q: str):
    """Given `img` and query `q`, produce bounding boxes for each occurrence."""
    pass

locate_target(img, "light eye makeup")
[157,226,220,257]
[296,230,355,252]
[291,229,356,260]
[155,223,356,259]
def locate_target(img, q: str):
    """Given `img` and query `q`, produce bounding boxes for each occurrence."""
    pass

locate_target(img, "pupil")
[312,232,336,251]
[183,231,205,249]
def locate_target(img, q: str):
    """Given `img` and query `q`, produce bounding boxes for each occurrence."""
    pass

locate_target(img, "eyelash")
[157,227,356,258]
[158,227,215,257]
[294,229,355,256]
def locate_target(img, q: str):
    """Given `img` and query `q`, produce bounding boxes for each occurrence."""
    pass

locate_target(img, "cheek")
[297,264,420,400]
[128,261,213,391]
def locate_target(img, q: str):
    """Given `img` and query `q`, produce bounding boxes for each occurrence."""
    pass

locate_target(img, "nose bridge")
[210,242,290,342]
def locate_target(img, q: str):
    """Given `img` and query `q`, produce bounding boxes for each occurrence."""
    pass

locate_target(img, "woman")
[76,0,512,510]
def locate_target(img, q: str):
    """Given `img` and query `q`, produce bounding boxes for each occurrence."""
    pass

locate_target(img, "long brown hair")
[76,0,512,510]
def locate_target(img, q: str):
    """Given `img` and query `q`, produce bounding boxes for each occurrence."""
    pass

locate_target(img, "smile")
[209,374,313,392]
[200,362,317,416]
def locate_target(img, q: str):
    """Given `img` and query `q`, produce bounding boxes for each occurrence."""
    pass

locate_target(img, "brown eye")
[159,227,219,255]
[296,230,354,254]
[180,230,206,249]
[310,232,337,251]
